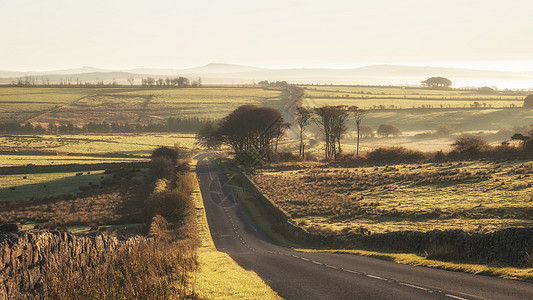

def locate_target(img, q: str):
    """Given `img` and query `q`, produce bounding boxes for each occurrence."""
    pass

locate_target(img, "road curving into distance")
[195,154,533,300]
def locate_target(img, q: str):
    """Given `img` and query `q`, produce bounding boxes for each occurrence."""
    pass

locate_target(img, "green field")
[0,86,286,124]
[0,170,109,201]
[250,160,533,234]
[302,85,526,109]
[300,85,531,133]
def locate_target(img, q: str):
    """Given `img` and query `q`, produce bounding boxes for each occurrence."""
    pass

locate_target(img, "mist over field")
[1,63,533,89]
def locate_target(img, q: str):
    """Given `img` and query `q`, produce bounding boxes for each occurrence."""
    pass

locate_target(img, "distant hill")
[1,64,532,89]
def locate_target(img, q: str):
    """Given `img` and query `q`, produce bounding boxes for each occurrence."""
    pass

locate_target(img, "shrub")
[274,151,303,162]
[435,125,453,137]
[366,147,424,161]
[151,156,175,179]
[145,189,191,221]
[451,136,491,154]
[377,124,402,137]
[433,150,446,160]
[176,172,195,195]
[152,146,178,163]
[359,125,375,138]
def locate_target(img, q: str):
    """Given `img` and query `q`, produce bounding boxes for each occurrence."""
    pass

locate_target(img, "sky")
[1,0,533,72]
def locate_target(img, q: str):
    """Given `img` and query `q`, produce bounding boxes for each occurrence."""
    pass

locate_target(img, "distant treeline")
[8,76,202,87]
[0,117,213,134]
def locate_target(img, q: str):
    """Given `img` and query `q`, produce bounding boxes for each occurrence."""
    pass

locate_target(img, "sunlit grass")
[251,160,533,234]
[0,133,198,167]
[296,248,533,282]
[0,86,285,124]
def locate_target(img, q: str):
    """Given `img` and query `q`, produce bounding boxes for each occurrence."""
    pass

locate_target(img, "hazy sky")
[1,0,532,71]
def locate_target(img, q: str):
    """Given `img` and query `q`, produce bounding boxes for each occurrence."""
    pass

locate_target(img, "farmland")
[0,86,286,124]
[250,160,533,234]
[302,85,526,109]
[300,85,532,135]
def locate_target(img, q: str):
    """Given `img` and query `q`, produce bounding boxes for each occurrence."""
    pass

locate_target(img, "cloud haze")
[1,0,532,72]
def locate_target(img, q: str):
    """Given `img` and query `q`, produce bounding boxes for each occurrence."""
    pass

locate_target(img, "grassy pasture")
[302,85,526,100]
[0,155,142,167]
[250,160,533,234]
[0,168,151,228]
[0,86,285,125]
[0,133,197,168]
[0,87,103,122]
[304,98,524,110]
[0,170,109,201]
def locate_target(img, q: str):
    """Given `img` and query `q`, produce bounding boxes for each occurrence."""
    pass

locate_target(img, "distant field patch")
[0,170,108,201]
[0,86,285,125]
[0,133,197,167]
[0,155,142,167]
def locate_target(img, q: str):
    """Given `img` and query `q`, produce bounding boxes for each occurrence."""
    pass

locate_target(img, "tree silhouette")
[377,124,402,137]
[350,107,367,157]
[314,105,349,160]
[421,77,452,88]
[296,107,312,158]
[215,105,287,160]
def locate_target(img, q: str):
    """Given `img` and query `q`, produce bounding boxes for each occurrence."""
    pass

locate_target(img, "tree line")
[198,104,372,162]
[0,117,212,134]
[9,76,201,87]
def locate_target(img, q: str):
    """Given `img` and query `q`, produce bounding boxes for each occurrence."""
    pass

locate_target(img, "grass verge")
[191,160,281,300]
[296,248,533,282]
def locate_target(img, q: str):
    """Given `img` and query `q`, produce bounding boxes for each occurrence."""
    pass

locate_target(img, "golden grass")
[191,160,281,300]
[251,160,533,234]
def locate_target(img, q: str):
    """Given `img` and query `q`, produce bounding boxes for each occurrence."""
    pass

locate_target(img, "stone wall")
[0,230,145,299]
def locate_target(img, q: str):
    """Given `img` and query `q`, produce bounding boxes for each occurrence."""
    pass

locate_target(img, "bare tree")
[296,107,312,158]
[127,77,135,86]
[314,105,349,160]
[177,77,190,88]
[146,77,155,86]
[350,107,367,157]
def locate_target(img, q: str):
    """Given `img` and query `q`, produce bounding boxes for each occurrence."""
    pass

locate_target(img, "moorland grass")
[250,160,533,234]
[217,159,533,282]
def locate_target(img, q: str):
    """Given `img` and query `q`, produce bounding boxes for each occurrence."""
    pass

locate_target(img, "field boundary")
[0,161,150,175]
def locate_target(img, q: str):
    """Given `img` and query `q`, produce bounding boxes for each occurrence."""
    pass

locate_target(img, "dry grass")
[250,160,533,234]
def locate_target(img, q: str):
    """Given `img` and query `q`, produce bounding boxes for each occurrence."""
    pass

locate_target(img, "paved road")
[196,155,533,300]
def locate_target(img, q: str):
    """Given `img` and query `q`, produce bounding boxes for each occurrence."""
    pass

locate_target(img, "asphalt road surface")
[196,154,533,300]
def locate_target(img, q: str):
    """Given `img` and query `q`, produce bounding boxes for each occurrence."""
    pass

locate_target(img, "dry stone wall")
[0,230,145,299]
